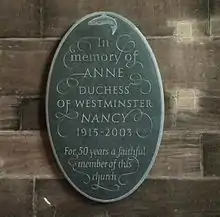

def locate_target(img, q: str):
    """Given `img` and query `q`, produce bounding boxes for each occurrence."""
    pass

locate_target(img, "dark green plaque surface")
[46,12,164,203]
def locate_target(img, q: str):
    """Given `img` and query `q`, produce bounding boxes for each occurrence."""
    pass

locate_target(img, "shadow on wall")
[200,36,220,178]
[164,91,176,129]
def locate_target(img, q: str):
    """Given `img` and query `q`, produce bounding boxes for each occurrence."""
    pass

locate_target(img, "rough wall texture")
[0,0,220,216]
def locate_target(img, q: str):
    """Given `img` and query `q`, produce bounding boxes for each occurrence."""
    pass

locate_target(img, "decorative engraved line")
[116,34,144,69]
[63,37,101,69]
[118,156,140,186]
[134,111,153,138]
[123,109,153,138]
[55,111,79,120]
[68,158,91,184]
[63,45,75,70]
[127,60,144,69]
[129,73,152,95]
[56,119,67,138]
[56,75,79,95]
[77,37,99,51]
[116,34,135,64]
[55,110,79,138]
[71,73,85,76]
[92,183,120,192]
[88,13,118,35]
[116,34,136,53]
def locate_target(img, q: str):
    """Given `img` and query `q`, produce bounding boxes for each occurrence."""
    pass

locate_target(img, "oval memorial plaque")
[46,12,164,202]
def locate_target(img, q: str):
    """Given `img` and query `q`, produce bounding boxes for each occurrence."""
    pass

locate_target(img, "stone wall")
[0,0,220,216]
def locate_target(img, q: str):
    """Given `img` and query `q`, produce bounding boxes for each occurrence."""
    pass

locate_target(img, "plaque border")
[45,11,165,203]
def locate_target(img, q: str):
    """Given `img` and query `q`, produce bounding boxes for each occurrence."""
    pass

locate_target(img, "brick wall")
[0,0,220,216]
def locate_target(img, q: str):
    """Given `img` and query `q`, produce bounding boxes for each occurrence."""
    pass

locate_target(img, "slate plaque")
[46,12,164,203]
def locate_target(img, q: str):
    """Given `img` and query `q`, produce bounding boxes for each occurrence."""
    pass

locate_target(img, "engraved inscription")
[55,28,152,191]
